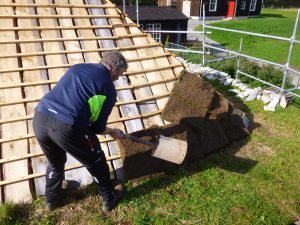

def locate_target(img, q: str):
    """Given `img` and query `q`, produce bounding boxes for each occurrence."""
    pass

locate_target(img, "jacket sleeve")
[90,95,116,134]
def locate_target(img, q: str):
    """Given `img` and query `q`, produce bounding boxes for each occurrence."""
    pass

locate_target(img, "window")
[249,0,257,11]
[146,23,161,43]
[209,0,217,12]
[241,1,246,10]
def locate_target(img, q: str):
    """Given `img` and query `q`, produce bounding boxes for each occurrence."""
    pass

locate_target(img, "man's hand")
[106,127,123,139]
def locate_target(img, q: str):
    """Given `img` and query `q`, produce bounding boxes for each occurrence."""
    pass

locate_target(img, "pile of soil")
[118,72,249,180]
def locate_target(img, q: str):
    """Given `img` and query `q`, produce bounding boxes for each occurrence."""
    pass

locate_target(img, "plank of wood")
[127,24,170,111]
[35,0,68,85]
[55,0,84,65]
[0,1,32,203]
[15,0,50,199]
[126,17,184,91]
[70,0,101,63]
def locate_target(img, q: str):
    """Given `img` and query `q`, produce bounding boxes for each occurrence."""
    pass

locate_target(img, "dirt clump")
[118,72,249,180]
[161,73,215,122]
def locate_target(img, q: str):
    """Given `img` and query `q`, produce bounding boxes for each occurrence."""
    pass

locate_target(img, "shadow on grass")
[123,136,256,202]
[261,13,286,18]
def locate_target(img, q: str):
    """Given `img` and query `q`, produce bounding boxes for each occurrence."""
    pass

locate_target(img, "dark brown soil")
[209,91,230,118]
[118,124,200,180]
[118,72,249,180]
[161,73,215,123]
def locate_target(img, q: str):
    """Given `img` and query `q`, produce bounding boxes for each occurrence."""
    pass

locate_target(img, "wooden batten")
[0,2,32,203]
[127,21,171,112]
[70,0,101,63]
[15,0,50,201]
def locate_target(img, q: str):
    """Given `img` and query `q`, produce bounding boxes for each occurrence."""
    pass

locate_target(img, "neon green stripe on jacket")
[88,95,107,123]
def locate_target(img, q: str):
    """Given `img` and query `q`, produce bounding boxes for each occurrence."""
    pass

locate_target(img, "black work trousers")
[32,111,114,203]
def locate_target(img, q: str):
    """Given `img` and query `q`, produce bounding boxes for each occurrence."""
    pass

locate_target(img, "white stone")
[261,95,271,103]
[240,85,249,91]
[206,75,216,80]
[269,96,280,108]
[262,90,275,96]
[279,95,288,108]
[219,77,227,84]
[270,93,281,99]
[234,82,245,88]
[228,89,240,94]
[264,105,276,111]
[203,67,213,73]
[257,94,262,100]
[236,92,246,98]
[219,72,228,77]
[224,78,234,85]
[243,89,253,97]
[246,87,262,101]
[210,70,220,76]
[232,79,241,86]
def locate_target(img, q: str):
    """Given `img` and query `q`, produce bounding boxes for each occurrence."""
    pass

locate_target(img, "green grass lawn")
[1,84,300,224]
[195,8,300,70]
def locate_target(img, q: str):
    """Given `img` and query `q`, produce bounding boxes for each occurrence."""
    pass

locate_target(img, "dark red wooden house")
[159,0,262,19]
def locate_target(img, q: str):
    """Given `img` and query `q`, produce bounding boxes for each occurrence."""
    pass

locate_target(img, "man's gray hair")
[101,51,128,71]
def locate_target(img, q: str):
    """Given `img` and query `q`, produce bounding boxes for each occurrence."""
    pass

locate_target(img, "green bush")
[209,58,291,88]
[174,52,292,88]
[208,59,237,77]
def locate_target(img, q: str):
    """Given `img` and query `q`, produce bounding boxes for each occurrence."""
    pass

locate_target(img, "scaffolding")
[144,7,300,98]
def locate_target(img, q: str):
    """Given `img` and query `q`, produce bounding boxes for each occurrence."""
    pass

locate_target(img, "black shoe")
[101,184,125,213]
[45,200,59,211]
[62,179,80,191]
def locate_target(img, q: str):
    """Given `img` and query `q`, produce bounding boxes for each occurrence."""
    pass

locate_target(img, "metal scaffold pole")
[136,0,139,25]
[236,37,243,80]
[202,5,206,66]
[281,8,300,95]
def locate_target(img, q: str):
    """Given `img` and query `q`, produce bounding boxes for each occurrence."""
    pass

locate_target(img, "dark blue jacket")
[36,63,116,134]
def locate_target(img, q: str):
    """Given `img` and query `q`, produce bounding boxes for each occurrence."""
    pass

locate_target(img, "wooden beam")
[0,24,136,31]
[0,52,171,73]
[0,3,115,8]
[0,1,32,203]
[0,43,161,59]
[0,15,120,19]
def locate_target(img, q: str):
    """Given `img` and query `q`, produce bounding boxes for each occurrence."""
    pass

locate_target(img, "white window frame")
[241,1,246,10]
[209,0,217,12]
[249,0,257,11]
[146,23,161,43]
